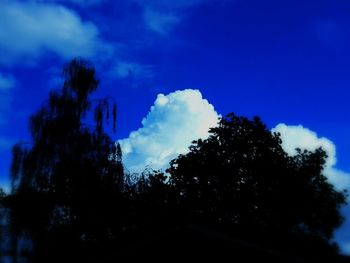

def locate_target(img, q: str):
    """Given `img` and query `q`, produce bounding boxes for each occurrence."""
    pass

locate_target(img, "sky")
[0,0,350,254]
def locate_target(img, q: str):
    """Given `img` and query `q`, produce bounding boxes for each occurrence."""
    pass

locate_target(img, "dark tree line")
[0,59,347,262]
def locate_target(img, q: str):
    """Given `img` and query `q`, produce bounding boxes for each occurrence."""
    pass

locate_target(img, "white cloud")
[272,124,350,191]
[326,168,350,191]
[0,73,15,91]
[0,1,106,65]
[119,89,220,173]
[272,124,336,167]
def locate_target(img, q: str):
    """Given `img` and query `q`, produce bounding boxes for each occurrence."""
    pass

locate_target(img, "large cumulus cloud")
[119,89,220,173]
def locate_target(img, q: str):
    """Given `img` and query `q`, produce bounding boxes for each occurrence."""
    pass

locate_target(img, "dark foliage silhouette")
[2,60,348,262]
[167,114,347,260]
[7,59,123,262]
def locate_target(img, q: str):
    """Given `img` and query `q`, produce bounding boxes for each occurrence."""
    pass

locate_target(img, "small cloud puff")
[143,8,180,35]
[135,0,205,34]
[272,124,350,191]
[119,89,220,173]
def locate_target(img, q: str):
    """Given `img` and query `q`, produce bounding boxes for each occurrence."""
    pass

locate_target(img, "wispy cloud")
[0,74,15,125]
[134,0,206,35]
[0,73,16,91]
[143,8,180,35]
[0,1,110,65]
[110,61,155,80]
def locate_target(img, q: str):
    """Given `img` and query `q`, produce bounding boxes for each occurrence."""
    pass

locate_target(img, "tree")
[125,170,178,233]
[167,113,346,258]
[8,59,123,262]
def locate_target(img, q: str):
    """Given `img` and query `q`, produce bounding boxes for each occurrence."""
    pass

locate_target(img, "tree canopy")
[167,113,347,257]
[8,59,123,262]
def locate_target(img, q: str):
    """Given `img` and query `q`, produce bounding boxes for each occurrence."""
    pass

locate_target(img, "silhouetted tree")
[167,113,347,259]
[8,59,123,262]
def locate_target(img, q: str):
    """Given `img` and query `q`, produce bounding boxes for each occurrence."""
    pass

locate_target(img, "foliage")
[8,59,123,262]
[167,113,347,256]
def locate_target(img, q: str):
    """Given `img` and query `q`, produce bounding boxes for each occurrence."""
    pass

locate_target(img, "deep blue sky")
[0,0,350,254]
